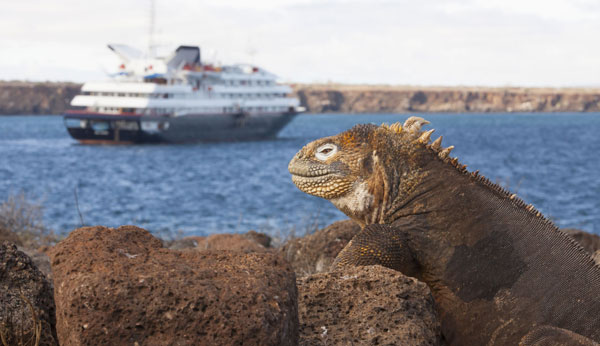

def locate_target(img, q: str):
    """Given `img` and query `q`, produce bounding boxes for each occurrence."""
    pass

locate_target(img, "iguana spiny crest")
[290,116,515,226]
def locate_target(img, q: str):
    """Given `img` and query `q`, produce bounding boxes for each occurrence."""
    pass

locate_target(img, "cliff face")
[0,81,81,115]
[1,81,600,115]
[293,85,600,113]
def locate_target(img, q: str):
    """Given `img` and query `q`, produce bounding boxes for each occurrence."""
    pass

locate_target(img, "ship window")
[91,121,109,131]
[65,118,86,128]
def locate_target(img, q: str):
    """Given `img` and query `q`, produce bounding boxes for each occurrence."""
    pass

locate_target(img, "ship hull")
[63,111,297,144]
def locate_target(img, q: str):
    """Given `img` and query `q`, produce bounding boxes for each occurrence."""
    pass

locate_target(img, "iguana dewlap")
[288,117,600,346]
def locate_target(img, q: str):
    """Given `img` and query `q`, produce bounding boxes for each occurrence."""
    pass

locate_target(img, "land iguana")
[288,117,600,345]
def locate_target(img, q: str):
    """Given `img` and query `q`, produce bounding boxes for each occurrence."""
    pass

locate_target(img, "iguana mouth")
[288,168,332,178]
[290,173,353,199]
[288,159,336,178]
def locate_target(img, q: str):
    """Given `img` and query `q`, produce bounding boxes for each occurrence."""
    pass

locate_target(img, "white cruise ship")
[64,44,303,143]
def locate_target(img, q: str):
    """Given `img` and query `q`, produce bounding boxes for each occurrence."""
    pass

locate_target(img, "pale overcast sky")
[1,0,599,86]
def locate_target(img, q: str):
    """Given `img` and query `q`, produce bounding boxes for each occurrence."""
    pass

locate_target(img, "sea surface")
[1,113,599,240]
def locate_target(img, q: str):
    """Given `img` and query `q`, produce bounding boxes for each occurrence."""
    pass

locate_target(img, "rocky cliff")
[2,80,600,115]
[293,84,600,113]
[0,81,80,115]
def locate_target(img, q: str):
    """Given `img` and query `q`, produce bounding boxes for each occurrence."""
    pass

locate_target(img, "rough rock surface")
[182,231,271,252]
[280,220,361,276]
[563,228,600,254]
[49,225,298,346]
[246,230,272,248]
[19,246,53,282]
[297,265,442,346]
[162,237,200,250]
[0,241,58,346]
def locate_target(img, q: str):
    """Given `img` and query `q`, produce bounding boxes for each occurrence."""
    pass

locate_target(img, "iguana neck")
[345,149,467,227]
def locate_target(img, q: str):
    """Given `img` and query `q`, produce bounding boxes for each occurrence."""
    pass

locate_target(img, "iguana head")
[289,117,457,226]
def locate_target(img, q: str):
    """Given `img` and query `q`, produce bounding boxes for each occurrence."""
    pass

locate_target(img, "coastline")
[1,80,600,115]
[293,83,600,113]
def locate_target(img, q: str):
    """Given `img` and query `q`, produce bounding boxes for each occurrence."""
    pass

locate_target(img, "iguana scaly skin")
[288,117,600,346]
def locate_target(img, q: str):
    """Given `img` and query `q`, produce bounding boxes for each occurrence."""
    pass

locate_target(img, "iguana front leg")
[333,224,419,277]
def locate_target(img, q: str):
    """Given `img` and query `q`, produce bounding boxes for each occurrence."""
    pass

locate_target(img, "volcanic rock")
[245,230,272,248]
[162,237,199,250]
[0,241,58,346]
[280,220,361,277]
[297,265,442,345]
[18,246,53,282]
[49,225,298,346]
[181,231,271,252]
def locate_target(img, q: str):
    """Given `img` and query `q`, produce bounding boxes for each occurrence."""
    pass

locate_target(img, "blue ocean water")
[0,113,599,238]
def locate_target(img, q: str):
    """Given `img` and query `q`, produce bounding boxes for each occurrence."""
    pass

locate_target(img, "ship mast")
[148,0,156,58]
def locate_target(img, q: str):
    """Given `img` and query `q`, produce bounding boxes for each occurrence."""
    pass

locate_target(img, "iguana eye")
[315,143,338,161]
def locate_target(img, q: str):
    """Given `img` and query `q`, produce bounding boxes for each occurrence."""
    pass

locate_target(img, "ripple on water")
[1,113,599,237]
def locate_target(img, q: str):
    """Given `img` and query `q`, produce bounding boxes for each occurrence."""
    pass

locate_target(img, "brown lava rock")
[280,220,361,276]
[168,231,272,252]
[297,265,442,346]
[192,232,270,252]
[0,241,58,346]
[49,226,298,346]
[245,230,272,248]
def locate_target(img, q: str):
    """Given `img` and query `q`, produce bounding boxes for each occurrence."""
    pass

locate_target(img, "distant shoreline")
[1,80,599,115]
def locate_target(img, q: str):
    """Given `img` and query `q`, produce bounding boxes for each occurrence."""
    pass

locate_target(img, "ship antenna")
[148,0,155,58]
